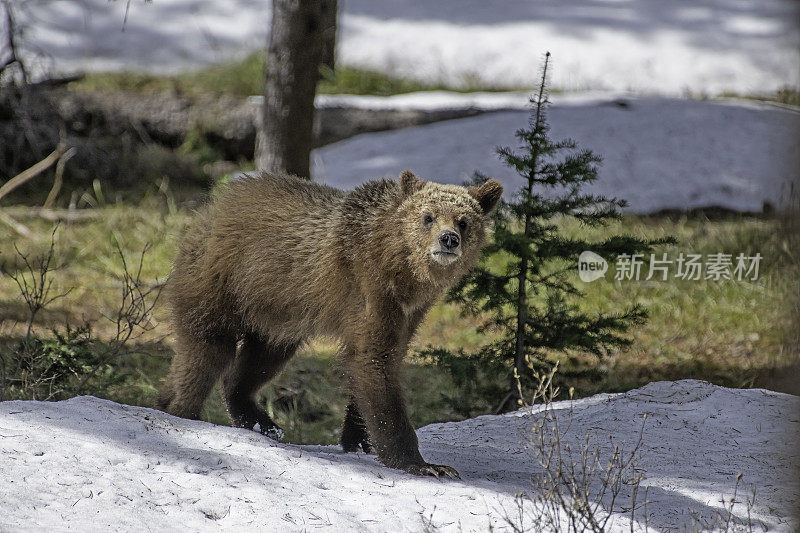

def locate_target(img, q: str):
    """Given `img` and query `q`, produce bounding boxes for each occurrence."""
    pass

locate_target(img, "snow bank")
[312,94,800,213]
[314,91,533,112]
[1,380,797,531]
[12,0,800,94]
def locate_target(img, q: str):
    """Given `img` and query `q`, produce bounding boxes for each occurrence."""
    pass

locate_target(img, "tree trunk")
[508,53,551,409]
[320,0,338,72]
[1,0,29,84]
[255,0,336,178]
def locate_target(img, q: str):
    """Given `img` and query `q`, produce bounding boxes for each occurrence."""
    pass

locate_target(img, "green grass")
[705,87,800,107]
[69,54,800,106]
[774,87,800,106]
[69,53,525,98]
[551,214,798,396]
[1,205,797,444]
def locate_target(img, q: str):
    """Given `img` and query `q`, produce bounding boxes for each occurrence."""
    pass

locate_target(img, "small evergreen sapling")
[423,53,672,413]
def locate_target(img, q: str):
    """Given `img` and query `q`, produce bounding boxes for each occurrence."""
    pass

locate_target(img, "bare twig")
[3,225,71,342]
[122,0,132,31]
[0,225,76,400]
[2,227,163,400]
[0,326,6,401]
[30,73,85,88]
[0,210,31,237]
[76,242,162,392]
[2,206,102,222]
[499,365,647,532]
[0,143,66,202]
[43,147,77,209]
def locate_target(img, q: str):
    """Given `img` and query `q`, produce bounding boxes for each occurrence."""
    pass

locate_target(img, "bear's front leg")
[342,342,459,479]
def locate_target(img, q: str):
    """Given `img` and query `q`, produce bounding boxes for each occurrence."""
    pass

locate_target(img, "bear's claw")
[341,436,374,454]
[230,405,285,441]
[252,422,284,441]
[402,463,460,479]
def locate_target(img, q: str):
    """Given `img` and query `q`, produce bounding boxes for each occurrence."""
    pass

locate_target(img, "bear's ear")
[399,170,424,196]
[469,179,503,214]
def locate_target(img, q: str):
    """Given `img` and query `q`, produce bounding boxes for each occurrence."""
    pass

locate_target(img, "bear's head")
[396,170,503,285]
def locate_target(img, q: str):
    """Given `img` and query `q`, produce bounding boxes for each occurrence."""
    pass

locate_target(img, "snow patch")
[1,380,797,531]
[11,0,800,94]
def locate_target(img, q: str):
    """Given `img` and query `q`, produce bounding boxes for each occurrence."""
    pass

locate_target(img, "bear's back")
[170,172,411,341]
[172,173,357,339]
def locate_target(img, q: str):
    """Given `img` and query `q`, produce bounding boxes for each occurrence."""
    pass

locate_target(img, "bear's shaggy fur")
[156,170,502,477]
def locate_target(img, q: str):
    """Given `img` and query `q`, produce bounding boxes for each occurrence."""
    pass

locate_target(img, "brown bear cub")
[156,170,502,478]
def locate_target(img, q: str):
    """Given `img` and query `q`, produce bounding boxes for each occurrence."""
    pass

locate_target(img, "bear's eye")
[423,214,434,226]
[457,218,468,232]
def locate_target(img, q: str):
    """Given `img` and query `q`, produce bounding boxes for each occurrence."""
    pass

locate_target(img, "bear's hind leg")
[222,333,298,440]
[157,330,236,420]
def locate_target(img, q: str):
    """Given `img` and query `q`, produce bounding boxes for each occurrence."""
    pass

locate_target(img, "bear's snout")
[438,230,460,252]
